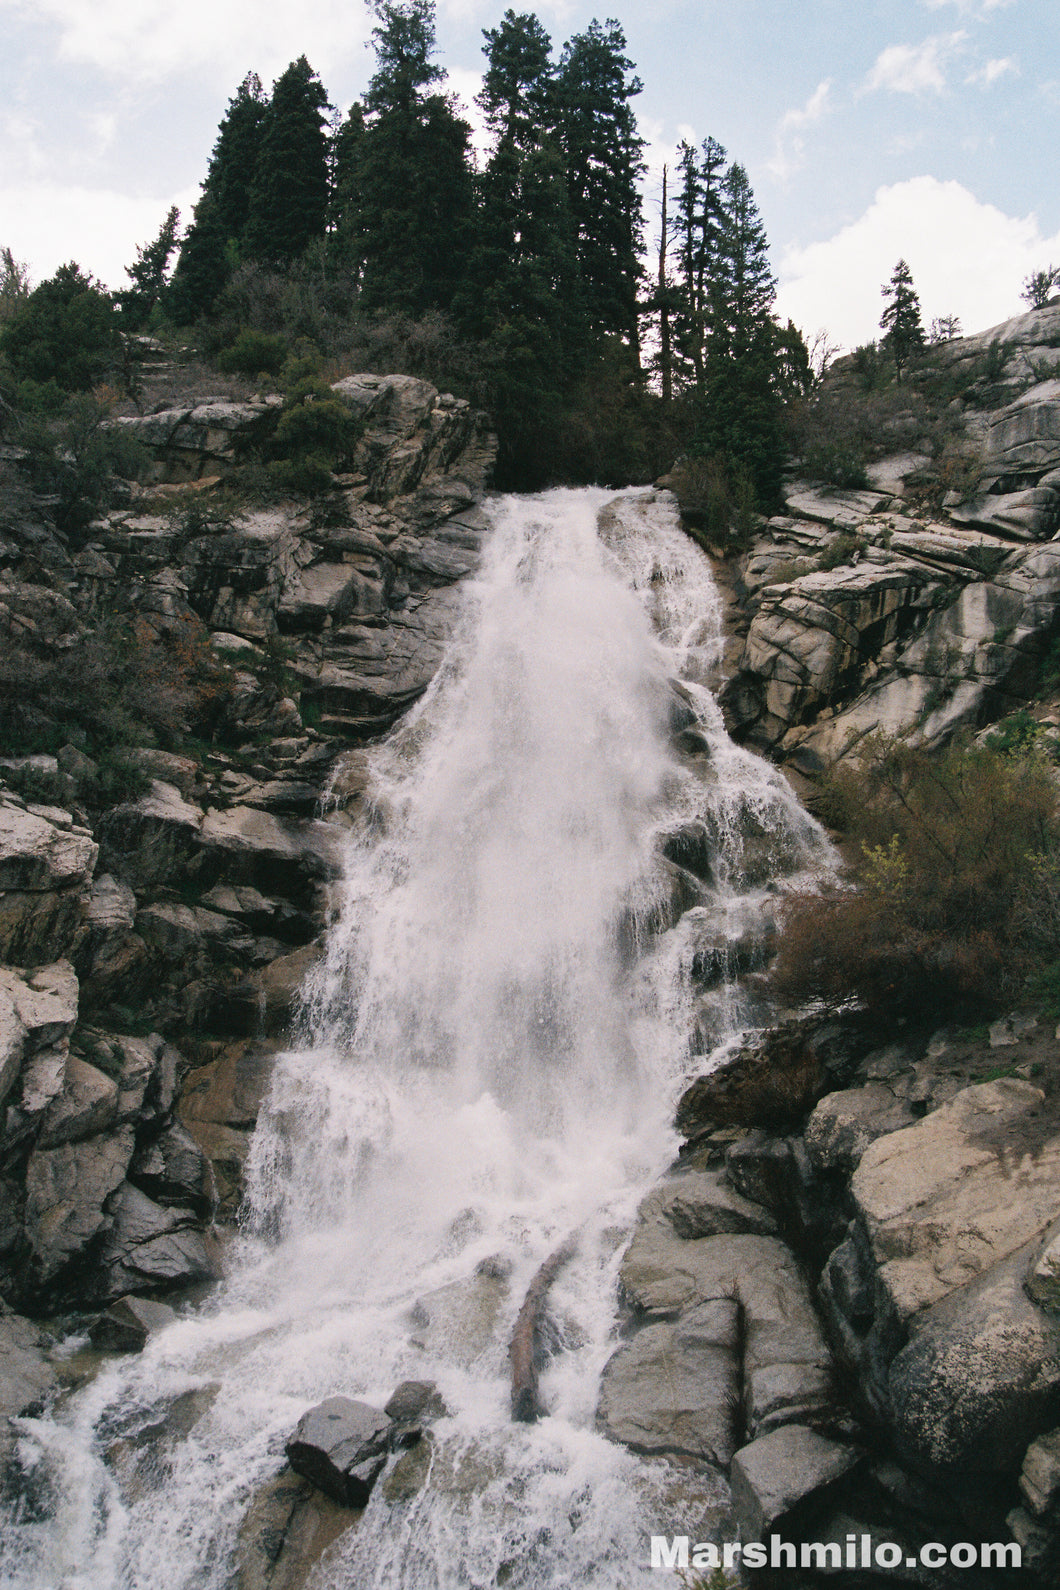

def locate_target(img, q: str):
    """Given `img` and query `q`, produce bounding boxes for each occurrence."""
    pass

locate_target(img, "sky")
[0,0,1057,351]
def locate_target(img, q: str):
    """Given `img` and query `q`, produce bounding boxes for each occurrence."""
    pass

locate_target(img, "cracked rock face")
[716,306,1060,765]
[0,371,497,1331]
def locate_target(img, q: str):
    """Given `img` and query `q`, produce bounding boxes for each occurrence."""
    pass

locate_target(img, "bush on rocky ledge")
[774,734,1060,1018]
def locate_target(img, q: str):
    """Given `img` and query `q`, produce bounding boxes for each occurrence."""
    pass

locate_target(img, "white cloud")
[767,79,832,181]
[0,0,372,87]
[1,181,199,289]
[966,56,1019,86]
[0,111,48,182]
[864,32,967,94]
[775,176,1060,351]
[923,0,1013,15]
[441,66,490,162]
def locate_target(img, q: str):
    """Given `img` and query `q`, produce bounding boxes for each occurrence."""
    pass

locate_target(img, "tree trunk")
[509,1235,578,1422]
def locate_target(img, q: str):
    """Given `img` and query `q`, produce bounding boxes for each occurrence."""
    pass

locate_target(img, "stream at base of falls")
[0,487,834,1590]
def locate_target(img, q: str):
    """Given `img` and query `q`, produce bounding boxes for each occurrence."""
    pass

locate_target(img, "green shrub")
[775,735,1060,1018]
[804,441,869,490]
[784,383,906,489]
[0,610,236,770]
[265,379,363,493]
[668,454,758,552]
[851,341,891,392]
[215,328,288,376]
[91,748,153,806]
[15,377,67,416]
[986,710,1049,757]
[13,389,151,539]
[817,532,866,571]
[0,262,121,391]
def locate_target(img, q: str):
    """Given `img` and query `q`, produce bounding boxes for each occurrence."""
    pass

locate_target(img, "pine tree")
[697,162,785,507]
[555,18,645,354]
[478,9,554,151]
[880,258,925,382]
[671,135,727,389]
[244,57,331,266]
[170,72,266,320]
[460,9,591,482]
[328,101,366,277]
[355,1,475,315]
[0,247,31,325]
[120,206,181,330]
[364,0,442,114]
[1021,266,1059,311]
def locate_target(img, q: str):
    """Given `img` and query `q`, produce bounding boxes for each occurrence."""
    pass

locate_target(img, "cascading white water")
[0,488,833,1590]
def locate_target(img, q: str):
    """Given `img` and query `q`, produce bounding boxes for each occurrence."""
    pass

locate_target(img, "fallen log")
[509,1234,578,1423]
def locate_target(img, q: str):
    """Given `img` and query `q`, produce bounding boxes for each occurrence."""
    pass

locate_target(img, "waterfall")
[0,488,833,1590]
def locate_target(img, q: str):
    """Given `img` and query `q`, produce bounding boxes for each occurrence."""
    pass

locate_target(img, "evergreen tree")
[459,9,592,482]
[1,263,120,392]
[120,206,181,330]
[880,258,925,382]
[555,18,645,353]
[697,163,785,507]
[170,72,266,319]
[364,0,442,114]
[355,1,476,315]
[0,247,31,325]
[328,101,366,277]
[1021,266,1059,311]
[478,9,554,151]
[647,163,675,403]
[772,319,813,400]
[671,135,726,389]
[245,57,331,266]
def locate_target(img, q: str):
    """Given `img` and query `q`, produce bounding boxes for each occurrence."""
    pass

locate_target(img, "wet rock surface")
[285,1396,394,1507]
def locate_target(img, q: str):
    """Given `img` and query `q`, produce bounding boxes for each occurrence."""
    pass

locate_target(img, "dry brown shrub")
[775,735,1060,1017]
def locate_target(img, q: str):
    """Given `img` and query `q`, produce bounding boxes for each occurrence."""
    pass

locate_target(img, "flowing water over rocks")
[0,488,833,1589]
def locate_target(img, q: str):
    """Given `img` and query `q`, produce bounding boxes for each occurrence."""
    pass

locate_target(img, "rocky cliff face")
[5,321,1060,1579]
[717,303,1060,770]
[0,373,496,1321]
[653,1011,1060,1580]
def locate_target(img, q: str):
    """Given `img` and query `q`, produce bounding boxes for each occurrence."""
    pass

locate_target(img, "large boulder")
[730,1426,863,1539]
[93,1181,220,1300]
[888,1247,1060,1474]
[850,1079,1060,1323]
[616,1228,834,1444]
[0,1313,59,1471]
[23,1125,136,1287]
[195,806,343,906]
[676,1020,828,1140]
[37,1054,118,1147]
[982,379,1060,476]
[637,1167,778,1240]
[730,560,943,750]
[98,780,204,890]
[112,399,280,483]
[285,1396,394,1507]
[2,959,80,1121]
[804,1084,917,1173]
[597,1299,740,1465]
[0,795,97,965]
[177,1040,278,1217]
